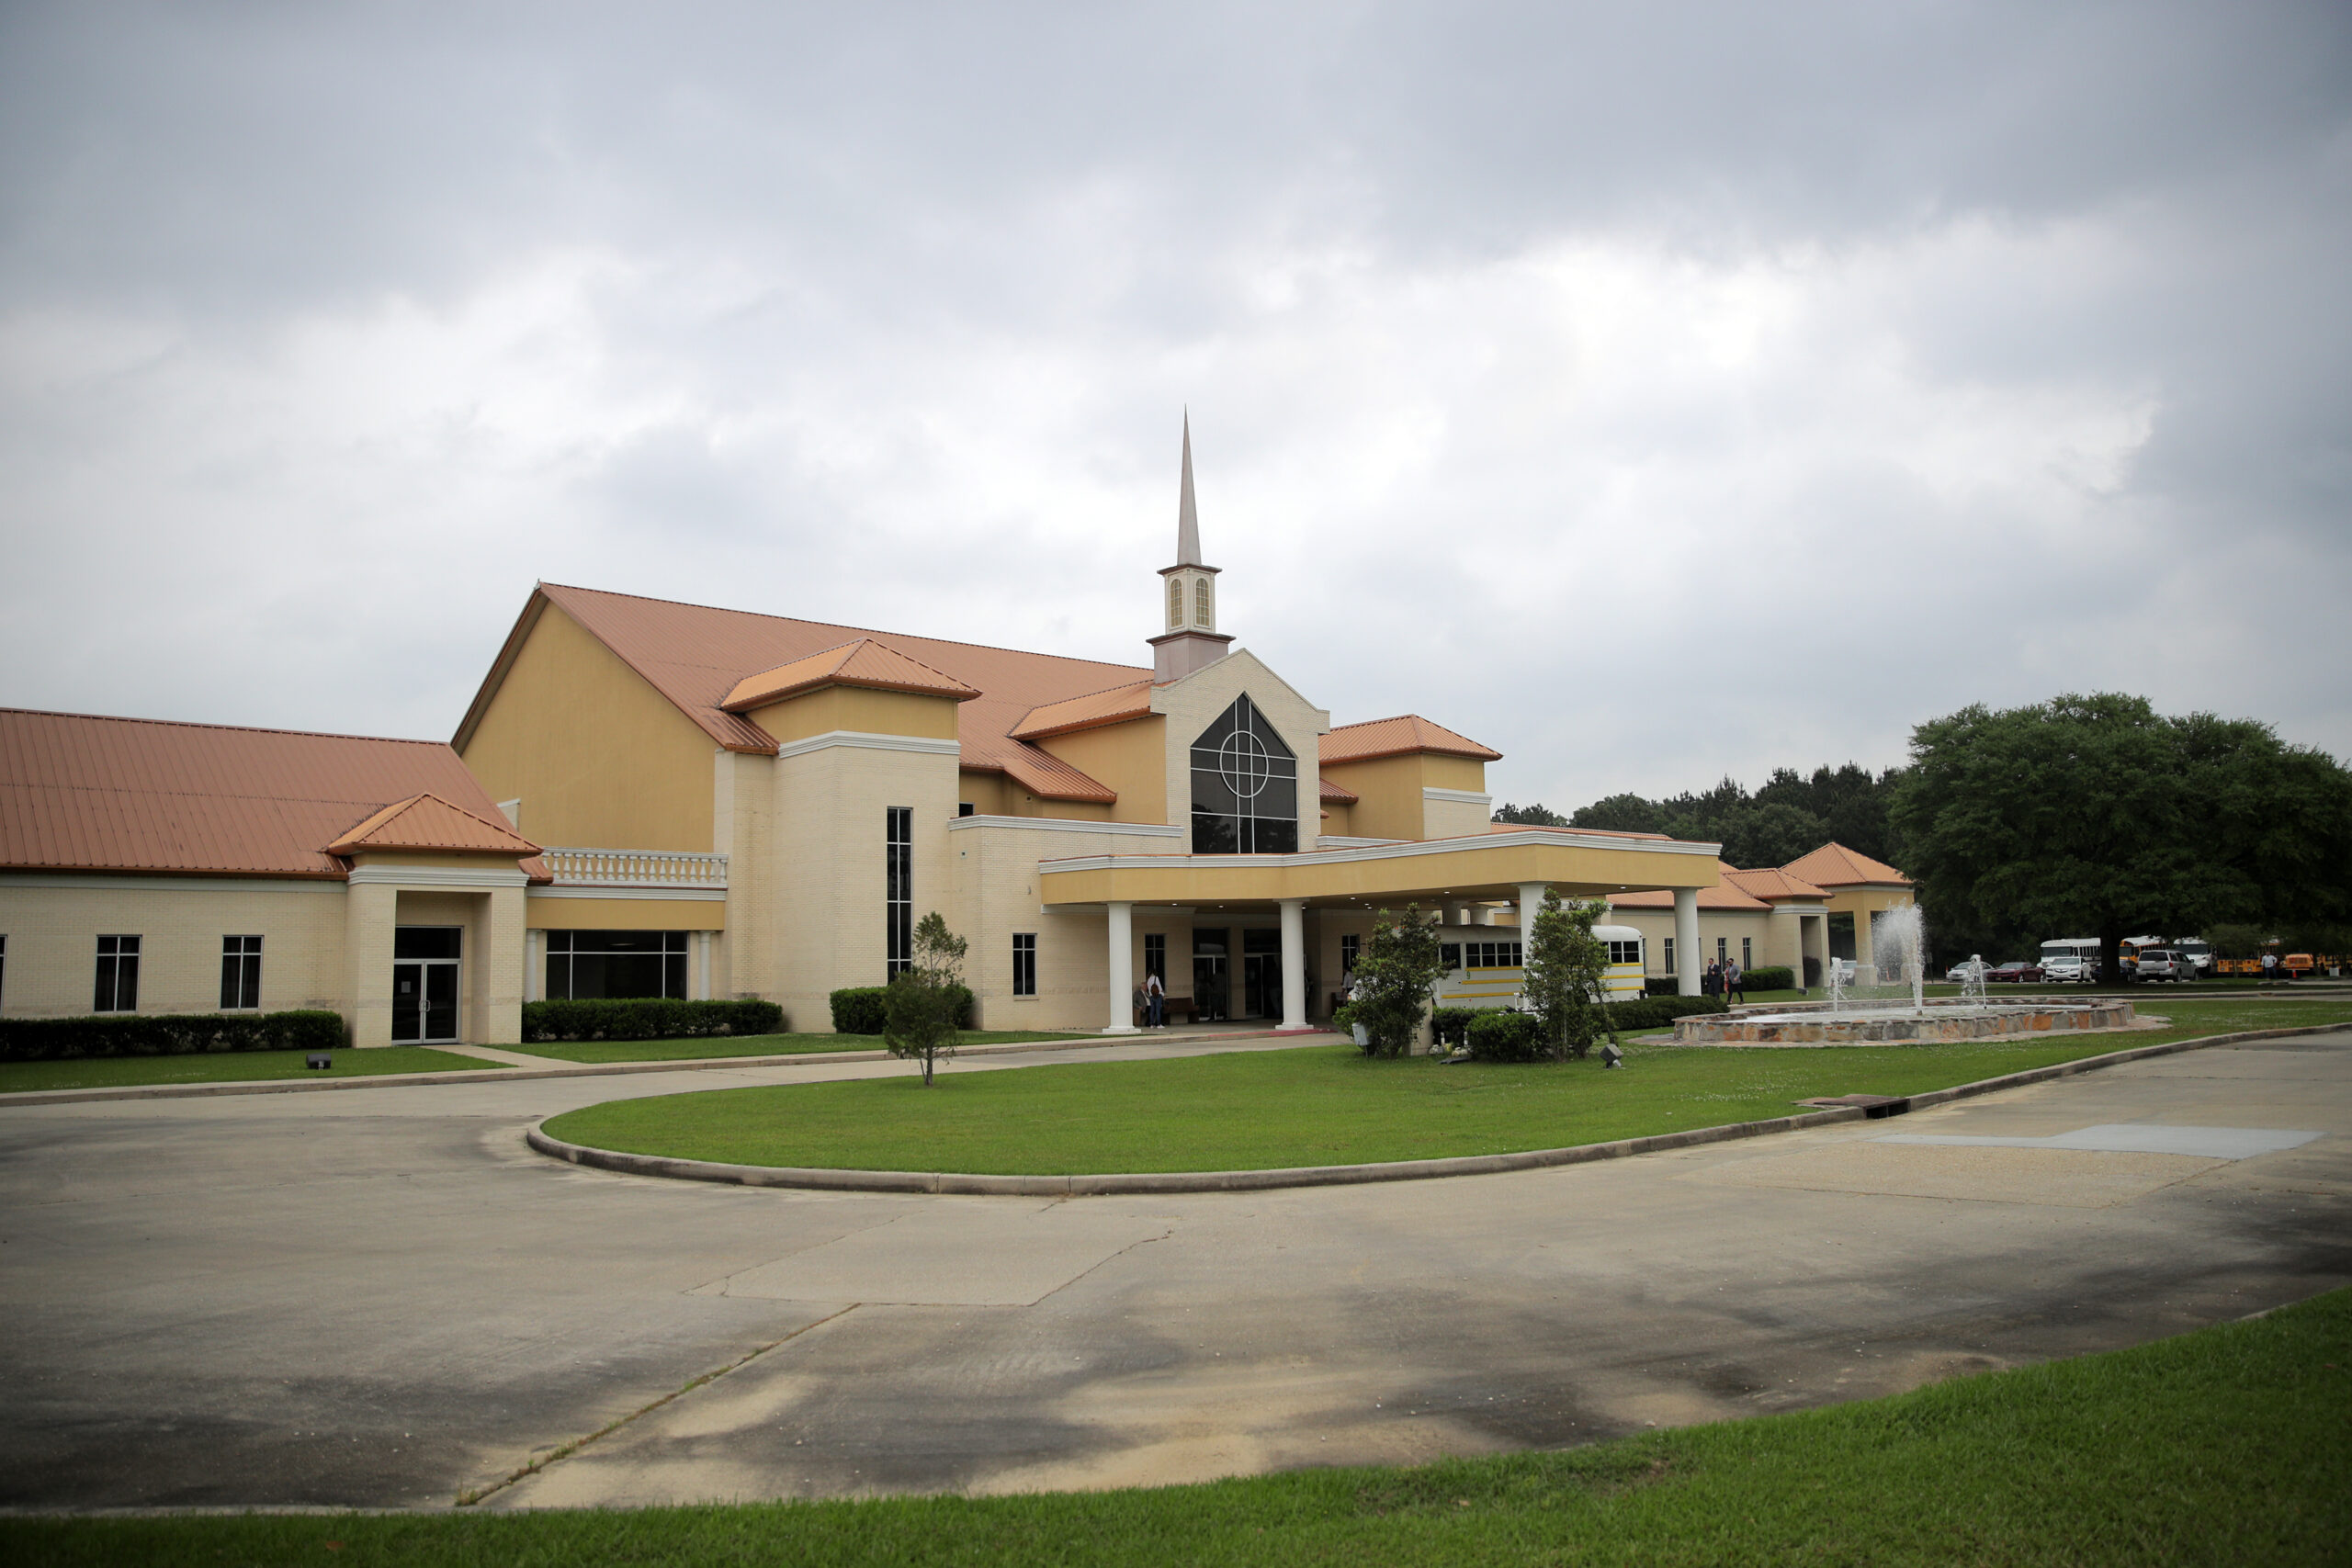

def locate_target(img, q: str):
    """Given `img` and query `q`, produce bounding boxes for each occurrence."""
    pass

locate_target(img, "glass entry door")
[1242,929,1283,1020]
[392,926,461,1043]
[1192,931,1228,1023]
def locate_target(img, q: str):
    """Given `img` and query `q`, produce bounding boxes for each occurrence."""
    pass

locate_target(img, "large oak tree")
[1889,694,2352,981]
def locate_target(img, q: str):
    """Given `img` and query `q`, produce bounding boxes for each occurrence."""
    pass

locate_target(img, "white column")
[1674,887,1701,997]
[695,931,712,1000]
[1103,901,1137,1033]
[1277,899,1309,1032]
[1518,882,1545,970]
[1449,901,1470,927]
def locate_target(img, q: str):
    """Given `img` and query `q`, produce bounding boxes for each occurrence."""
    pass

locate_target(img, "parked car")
[1985,961,2045,984]
[2133,949,2189,982]
[2041,955,2093,983]
[1946,958,1992,984]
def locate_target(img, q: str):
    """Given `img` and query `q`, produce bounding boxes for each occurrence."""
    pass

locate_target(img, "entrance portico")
[1046,827,1724,1031]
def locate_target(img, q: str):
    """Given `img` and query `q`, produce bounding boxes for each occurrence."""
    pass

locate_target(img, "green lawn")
[0,1046,498,1095]
[12,1286,2346,1567]
[543,997,2350,1176]
[502,1029,1101,1064]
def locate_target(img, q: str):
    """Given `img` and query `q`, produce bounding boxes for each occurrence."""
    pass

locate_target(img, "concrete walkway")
[0,1029,2345,1512]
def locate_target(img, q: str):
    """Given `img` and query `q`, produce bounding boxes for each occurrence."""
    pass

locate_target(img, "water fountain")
[1674,903,2134,1045]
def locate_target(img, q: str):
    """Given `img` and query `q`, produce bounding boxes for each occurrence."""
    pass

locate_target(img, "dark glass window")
[1340,933,1360,974]
[1664,938,1676,975]
[1464,942,1524,969]
[957,802,976,818]
[95,934,141,1012]
[220,935,263,1010]
[546,931,687,999]
[1440,942,1461,971]
[1742,938,1752,969]
[1606,940,1643,965]
[1012,932,1037,996]
[1144,933,1166,982]
[887,807,913,976]
[394,927,462,960]
[1190,694,1298,854]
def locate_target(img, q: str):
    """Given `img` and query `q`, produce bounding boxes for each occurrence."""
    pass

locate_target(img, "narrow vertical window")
[1664,937,1676,976]
[886,807,913,976]
[1144,932,1166,983]
[95,935,141,1013]
[1742,937,1752,969]
[220,935,263,1010]
[0,934,7,1006]
[1193,577,1212,627]
[1012,932,1037,996]
[1168,578,1184,629]
[1717,937,1728,963]
[1340,933,1361,975]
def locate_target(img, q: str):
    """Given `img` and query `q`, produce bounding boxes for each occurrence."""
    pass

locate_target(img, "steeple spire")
[1150,410,1233,682]
[1176,410,1202,566]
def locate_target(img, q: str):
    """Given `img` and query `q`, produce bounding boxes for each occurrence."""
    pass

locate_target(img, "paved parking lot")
[1,1030,2346,1511]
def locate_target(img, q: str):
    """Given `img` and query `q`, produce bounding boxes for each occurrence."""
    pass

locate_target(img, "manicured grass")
[502,1029,1101,1064]
[12,1286,2346,1566]
[0,1046,498,1095]
[544,997,2352,1176]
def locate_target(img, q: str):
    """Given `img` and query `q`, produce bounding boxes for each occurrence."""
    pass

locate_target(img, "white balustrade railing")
[541,847,729,889]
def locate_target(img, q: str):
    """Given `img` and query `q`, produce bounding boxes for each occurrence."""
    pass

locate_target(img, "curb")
[0,1028,1342,1110]
[524,1021,2348,1197]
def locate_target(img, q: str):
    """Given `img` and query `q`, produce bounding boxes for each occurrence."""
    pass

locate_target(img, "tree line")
[1498,694,2352,976]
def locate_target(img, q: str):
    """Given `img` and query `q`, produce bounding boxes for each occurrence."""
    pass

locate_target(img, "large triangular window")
[1191,694,1298,853]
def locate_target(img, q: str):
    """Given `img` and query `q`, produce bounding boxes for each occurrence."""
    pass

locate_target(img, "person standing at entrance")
[1143,969,1165,1028]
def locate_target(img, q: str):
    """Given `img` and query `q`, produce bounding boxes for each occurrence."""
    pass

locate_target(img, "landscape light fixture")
[306,1053,333,1070]
[1600,1043,1623,1069]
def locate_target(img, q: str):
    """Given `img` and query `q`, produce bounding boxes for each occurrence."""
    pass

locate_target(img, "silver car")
[2133,949,2188,982]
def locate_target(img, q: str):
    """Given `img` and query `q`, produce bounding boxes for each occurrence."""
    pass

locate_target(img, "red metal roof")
[1782,841,1912,888]
[481,585,1151,804]
[1,708,533,878]
[324,794,543,857]
[1320,714,1503,765]
[721,638,981,712]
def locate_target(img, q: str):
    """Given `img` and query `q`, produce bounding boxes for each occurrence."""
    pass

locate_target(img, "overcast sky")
[4,1,2346,812]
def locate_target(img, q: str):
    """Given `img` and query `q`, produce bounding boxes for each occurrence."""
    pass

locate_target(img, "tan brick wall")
[0,877,347,1020]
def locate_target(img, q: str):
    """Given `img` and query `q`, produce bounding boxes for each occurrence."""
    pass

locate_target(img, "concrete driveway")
[0,1030,2346,1511]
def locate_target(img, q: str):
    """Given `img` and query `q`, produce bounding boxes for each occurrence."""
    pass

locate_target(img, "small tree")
[1522,890,1618,1060]
[885,911,968,1087]
[1344,905,1447,1058]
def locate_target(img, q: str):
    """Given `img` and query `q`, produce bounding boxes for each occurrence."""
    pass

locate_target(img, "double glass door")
[1242,929,1283,1020]
[392,926,461,1043]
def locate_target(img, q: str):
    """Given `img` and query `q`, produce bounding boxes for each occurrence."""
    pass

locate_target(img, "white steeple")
[1150,412,1233,682]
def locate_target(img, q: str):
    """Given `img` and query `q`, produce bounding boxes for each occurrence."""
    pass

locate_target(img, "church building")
[3,423,1736,1043]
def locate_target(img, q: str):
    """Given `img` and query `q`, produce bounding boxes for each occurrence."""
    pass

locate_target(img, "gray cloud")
[2,0,2346,811]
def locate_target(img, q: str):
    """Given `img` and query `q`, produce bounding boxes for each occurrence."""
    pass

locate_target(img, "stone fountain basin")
[1674,999,2135,1046]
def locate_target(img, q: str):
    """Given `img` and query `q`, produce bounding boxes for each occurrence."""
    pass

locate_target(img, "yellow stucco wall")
[458,602,717,852]
[1036,716,1169,825]
[958,771,1012,815]
[0,877,347,1019]
[1317,752,1492,841]
[749,686,961,743]
[1039,838,1719,908]
[525,896,727,931]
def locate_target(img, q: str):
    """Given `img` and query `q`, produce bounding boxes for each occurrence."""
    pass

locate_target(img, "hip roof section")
[1782,841,1913,889]
[1,708,527,878]
[1320,714,1502,765]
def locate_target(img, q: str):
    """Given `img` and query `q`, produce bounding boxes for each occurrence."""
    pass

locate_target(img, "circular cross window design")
[1218,728,1273,799]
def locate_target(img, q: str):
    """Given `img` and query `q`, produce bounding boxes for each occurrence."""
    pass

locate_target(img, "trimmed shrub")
[1430,1007,1479,1049]
[830,985,971,1035]
[1643,976,1679,998]
[522,998,784,1043]
[0,1009,346,1062]
[1739,966,1794,992]
[1465,1008,1544,1063]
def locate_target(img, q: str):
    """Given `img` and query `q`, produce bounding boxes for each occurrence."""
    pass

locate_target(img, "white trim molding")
[1422,786,1494,806]
[773,730,963,761]
[1038,825,1724,877]
[1315,835,1405,849]
[541,847,728,888]
[346,865,530,889]
[0,873,343,895]
[526,886,729,903]
[948,814,1185,839]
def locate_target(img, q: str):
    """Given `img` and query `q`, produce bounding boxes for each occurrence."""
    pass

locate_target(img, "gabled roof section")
[1012,680,1154,740]
[1320,714,1503,766]
[324,794,541,858]
[722,638,981,712]
[1782,841,1913,888]
[461,584,1155,805]
[1,707,527,878]
[1722,865,1830,902]
[1611,862,1771,910]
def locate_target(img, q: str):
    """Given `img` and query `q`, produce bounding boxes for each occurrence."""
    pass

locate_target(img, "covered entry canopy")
[1040,827,1727,1035]
[1036,826,1723,909]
